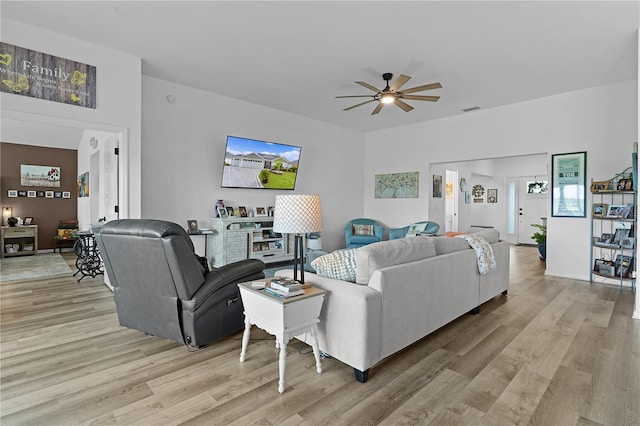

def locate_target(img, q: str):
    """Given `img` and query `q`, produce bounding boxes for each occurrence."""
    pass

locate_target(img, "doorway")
[516,176,549,244]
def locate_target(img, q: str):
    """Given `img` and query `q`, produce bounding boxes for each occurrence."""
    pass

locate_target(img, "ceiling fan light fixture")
[380,93,395,104]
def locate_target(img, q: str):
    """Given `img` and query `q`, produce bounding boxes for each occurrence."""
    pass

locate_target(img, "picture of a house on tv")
[221,136,301,190]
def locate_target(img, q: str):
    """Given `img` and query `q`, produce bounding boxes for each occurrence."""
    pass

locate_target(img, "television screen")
[221,135,302,190]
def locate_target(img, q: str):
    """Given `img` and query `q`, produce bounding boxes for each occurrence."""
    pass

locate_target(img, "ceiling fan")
[336,72,442,115]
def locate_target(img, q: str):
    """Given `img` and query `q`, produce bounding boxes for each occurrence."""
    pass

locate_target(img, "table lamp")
[2,207,12,226]
[273,194,323,284]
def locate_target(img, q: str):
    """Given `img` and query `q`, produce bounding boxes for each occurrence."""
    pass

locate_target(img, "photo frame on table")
[592,203,608,218]
[254,206,267,217]
[187,220,199,234]
[217,206,228,218]
[551,151,586,217]
[226,206,234,217]
[24,217,33,225]
[238,206,248,217]
[606,204,627,218]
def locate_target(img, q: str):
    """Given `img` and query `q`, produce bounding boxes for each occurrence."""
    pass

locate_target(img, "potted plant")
[531,224,546,260]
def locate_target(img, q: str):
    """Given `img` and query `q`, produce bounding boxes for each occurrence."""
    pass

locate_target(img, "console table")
[1,225,38,258]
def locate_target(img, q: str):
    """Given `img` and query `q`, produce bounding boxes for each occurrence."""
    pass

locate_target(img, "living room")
[1,2,639,422]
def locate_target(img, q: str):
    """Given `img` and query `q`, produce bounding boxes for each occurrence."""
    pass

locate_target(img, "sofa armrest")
[276,269,383,372]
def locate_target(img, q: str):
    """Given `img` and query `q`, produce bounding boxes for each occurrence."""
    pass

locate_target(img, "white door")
[445,170,459,233]
[517,176,548,244]
[102,133,120,222]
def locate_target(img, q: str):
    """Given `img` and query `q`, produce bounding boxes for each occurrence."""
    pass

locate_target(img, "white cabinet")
[209,217,294,267]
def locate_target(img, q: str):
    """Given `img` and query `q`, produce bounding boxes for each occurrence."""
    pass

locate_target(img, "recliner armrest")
[183,259,265,312]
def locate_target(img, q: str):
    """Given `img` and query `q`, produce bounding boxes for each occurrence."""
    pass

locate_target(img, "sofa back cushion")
[355,236,436,285]
[435,228,500,255]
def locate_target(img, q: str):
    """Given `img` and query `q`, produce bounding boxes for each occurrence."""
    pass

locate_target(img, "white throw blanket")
[456,234,496,275]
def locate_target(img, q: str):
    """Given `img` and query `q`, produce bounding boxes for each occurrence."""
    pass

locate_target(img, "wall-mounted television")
[221,135,302,190]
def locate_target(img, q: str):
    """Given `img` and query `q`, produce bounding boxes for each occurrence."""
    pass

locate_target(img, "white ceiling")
[1,1,639,140]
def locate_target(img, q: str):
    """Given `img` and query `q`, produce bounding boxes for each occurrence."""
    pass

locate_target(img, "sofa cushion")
[435,228,500,255]
[311,249,357,282]
[355,237,437,285]
[470,228,500,244]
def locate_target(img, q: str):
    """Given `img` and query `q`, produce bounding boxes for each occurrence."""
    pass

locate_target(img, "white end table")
[238,281,325,393]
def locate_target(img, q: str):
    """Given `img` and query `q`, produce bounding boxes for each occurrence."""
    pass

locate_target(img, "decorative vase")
[537,242,546,261]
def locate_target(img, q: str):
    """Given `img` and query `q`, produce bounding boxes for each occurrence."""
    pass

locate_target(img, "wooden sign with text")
[0,42,96,108]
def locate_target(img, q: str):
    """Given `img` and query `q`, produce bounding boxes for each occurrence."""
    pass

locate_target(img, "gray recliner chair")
[95,219,265,347]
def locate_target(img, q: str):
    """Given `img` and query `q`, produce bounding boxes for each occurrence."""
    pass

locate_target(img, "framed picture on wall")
[8,190,17,198]
[45,191,54,198]
[27,191,36,198]
[432,175,442,198]
[62,191,71,198]
[551,151,587,217]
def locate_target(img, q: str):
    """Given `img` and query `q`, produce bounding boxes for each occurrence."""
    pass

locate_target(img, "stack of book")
[264,277,304,298]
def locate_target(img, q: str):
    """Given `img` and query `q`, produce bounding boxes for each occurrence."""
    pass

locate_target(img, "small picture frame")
[27,190,36,198]
[45,191,54,198]
[18,190,27,197]
[600,233,614,244]
[487,189,497,203]
[238,206,248,217]
[617,178,634,191]
[590,180,610,192]
[255,206,267,217]
[267,206,275,217]
[606,204,627,218]
[62,191,71,199]
[187,220,199,234]
[621,236,635,249]
[226,206,235,217]
[8,190,17,198]
[36,191,45,197]
[54,191,62,198]
[24,217,33,225]
[217,206,228,218]
[592,203,608,218]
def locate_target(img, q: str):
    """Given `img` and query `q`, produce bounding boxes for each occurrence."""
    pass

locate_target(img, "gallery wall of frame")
[590,168,636,292]
[0,142,78,251]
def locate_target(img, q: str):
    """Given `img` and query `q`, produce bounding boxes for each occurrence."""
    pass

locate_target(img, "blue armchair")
[345,218,385,248]
[388,221,440,239]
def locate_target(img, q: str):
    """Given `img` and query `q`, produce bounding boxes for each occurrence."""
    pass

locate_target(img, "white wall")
[0,18,142,219]
[141,76,365,254]
[365,80,638,281]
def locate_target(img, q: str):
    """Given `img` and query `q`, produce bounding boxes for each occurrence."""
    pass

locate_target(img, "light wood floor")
[1,246,638,425]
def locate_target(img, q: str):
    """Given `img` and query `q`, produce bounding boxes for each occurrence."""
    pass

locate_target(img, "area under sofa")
[277,228,510,382]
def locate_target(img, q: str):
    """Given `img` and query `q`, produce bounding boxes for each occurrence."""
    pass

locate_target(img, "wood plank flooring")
[1,246,638,425]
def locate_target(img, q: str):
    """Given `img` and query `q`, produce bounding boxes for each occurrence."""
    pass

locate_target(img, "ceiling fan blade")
[394,99,414,112]
[336,95,376,99]
[356,81,382,93]
[344,99,377,111]
[399,82,442,94]
[371,102,384,115]
[399,94,440,102]
[389,74,411,92]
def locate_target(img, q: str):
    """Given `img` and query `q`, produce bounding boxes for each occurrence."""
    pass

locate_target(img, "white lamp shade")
[272,194,323,234]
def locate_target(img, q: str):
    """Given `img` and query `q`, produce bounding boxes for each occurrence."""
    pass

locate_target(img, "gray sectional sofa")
[277,228,509,382]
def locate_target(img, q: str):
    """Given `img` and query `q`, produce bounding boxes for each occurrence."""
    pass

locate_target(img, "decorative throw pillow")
[311,249,357,282]
[406,222,427,237]
[353,224,375,235]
